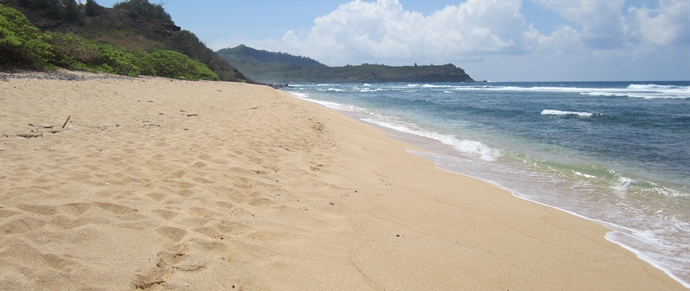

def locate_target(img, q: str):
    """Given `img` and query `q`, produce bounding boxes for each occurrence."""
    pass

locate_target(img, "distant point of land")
[216,45,475,84]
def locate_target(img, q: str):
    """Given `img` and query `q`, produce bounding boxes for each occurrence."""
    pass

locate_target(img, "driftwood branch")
[62,116,71,129]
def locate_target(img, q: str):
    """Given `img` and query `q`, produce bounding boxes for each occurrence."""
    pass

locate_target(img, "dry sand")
[0,72,685,290]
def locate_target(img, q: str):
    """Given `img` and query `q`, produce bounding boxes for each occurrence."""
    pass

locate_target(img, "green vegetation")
[217,45,474,84]
[216,45,324,84]
[16,0,84,24]
[169,30,246,81]
[218,44,326,69]
[94,43,142,76]
[113,0,171,22]
[0,4,53,68]
[2,0,246,82]
[0,4,219,80]
[139,50,218,81]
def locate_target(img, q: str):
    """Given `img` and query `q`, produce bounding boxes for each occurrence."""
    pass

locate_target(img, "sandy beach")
[0,72,685,290]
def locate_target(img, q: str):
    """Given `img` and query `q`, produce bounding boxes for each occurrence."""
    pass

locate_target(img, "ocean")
[284,81,690,287]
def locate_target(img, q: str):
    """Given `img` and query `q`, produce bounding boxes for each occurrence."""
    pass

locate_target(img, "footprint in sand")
[58,203,92,216]
[16,204,57,216]
[156,226,187,242]
[0,216,47,234]
[152,209,180,221]
[94,202,138,215]
[146,192,170,202]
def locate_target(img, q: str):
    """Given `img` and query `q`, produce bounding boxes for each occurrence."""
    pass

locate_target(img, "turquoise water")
[285,81,690,286]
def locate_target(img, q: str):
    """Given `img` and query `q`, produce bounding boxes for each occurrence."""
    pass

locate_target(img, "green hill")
[1,0,247,82]
[216,45,326,84]
[216,45,474,84]
[218,45,327,68]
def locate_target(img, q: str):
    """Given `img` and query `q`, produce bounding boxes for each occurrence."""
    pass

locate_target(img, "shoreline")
[373,126,689,288]
[0,73,686,290]
[289,86,690,288]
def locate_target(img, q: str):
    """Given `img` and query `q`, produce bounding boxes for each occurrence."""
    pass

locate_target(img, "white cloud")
[277,0,530,65]
[531,0,628,49]
[261,0,686,66]
[530,0,689,50]
[627,0,689,46]
[209,0,688,80]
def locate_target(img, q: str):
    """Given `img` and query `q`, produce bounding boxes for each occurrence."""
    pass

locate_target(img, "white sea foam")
[290,92,309,98]
[292,92,500,162]
[624,84,690,99]
[541,109,594,117]
[573,171,597,179]
[290,83,689,99]
[290,92,367,113]
[612,176,635,193]
[606,227,690,288]
[628,84,680,90]
[583,92,630,97]
[359,88,383,93]
[422,84,451,88]
[360,118,501,161]
[445,84,690,99]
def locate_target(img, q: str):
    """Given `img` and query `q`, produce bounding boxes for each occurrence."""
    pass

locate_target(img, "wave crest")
[360,118,501,161]
[541,109,595,117]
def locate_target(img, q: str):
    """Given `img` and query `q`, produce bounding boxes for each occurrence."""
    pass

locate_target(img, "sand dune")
[0,72,685,290]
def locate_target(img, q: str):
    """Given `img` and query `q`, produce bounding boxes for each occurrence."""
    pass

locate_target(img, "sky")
[95,0,689,81]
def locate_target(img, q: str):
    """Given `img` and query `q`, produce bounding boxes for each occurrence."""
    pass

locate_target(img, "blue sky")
[95,0,689,81]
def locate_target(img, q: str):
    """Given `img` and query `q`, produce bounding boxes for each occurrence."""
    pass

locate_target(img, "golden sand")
[0,72,685,290]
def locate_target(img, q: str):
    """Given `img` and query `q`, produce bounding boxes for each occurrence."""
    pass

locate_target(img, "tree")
[63,0,83,23]
[85,0,103,16]
[113,0,173,23]
[16,0,84,23]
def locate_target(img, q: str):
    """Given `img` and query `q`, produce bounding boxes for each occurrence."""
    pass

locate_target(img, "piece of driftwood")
[62,116,71,128]
[28,124,54,129]
[17,133,43,138]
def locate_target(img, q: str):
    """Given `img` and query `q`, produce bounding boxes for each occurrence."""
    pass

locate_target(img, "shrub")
[45,32,101,69]
[138,50,218,81]
[0,4,53,68]
[97,44,142,76]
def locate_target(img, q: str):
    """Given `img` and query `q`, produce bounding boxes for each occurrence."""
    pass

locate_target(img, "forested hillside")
[217,45,474,84]
[218,45,326,68]
[0,0,248,82]
[216,45,326,84]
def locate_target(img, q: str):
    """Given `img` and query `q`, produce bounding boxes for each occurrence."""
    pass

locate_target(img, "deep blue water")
[285,81,690,286]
